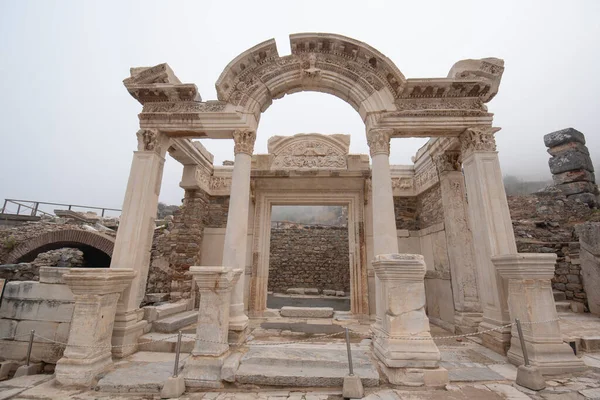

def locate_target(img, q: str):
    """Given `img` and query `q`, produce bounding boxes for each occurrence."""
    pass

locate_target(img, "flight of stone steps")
[138,300,198,353]
[554,290,580,313]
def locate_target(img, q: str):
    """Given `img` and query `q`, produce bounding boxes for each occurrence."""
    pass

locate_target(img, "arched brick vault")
[5,229,115,264]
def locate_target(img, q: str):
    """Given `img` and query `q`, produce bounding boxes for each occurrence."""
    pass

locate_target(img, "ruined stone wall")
[509,191,598,309]
[416,184,444,229]
[268,225,350,293]
[145,189,210,303]
[205,196,230,228]
[393,197,418,230]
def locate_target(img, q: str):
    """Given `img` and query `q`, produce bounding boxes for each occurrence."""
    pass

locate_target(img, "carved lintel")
[434,151,462,174]
[233,129,257,155]
[366,129,393,157]
[459,126,500,158]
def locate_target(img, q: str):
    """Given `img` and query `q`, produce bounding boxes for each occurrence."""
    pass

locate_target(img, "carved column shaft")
[109,129,170,357]
[434,151,482,334]
[460,126,516,354]
[222,130,256,334]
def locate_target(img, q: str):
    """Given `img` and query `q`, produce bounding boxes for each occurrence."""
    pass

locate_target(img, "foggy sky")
[1,1,599,210]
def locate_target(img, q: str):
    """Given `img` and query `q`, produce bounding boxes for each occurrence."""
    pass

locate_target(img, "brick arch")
[5,229,115,265]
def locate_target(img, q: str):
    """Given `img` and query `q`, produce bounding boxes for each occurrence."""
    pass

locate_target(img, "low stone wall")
[268,225,350,293]
[0,267,73,364]
[577,222,600,315]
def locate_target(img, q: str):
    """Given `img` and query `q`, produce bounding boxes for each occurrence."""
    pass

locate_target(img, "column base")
[378,364,448,387]
[228,326,250,345]
[479,320,511,355]
[507,338,586,375]
[183,354,227,389]
[372,327,440,369]
[228,303,249,332]
[454,312,483,335]
[112,308,146,358]
[55,353,112,387]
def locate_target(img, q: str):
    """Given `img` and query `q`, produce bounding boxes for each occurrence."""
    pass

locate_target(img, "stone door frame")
[249,189,368,317]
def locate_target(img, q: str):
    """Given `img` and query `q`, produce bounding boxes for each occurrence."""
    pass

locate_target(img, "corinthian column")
[433,151,482,334]
[110,129,170,357]
[367,129,398,330]
[460,126,516,354]
[223,129,256,337]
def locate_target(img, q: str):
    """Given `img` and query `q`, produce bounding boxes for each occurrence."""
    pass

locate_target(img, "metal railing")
[0,199,121,218]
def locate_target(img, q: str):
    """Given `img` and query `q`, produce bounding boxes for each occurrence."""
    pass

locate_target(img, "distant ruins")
[1,33,599,394]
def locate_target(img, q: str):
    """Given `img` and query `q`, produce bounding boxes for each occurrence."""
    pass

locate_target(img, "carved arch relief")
[215,33,406,119]
[267,133,350,170]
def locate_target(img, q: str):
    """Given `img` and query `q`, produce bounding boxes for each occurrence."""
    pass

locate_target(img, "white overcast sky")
[1,0,599,210]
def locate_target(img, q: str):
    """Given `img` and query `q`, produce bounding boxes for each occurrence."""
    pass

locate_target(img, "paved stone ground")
[2,317,600,399]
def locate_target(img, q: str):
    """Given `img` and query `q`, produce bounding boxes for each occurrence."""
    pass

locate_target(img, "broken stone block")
[304,288,319,295]
[547,141,590,157]
[280,306,334,318]
[544,127,586,148]
[569,192,598,207]
[557,181,596,195]
[286,288,305,295]
[552,169,595,185]
[549,151,594,174]
[336,291,345,297]
[322,290,336,296]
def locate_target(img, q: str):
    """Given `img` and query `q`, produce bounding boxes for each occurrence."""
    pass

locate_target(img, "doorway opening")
[266,205,351,311]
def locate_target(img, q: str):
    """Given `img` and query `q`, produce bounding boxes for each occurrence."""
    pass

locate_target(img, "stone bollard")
[493,254,586,374]
[55,268,135,387]
[183,266,242,388]
[372,254,447,386]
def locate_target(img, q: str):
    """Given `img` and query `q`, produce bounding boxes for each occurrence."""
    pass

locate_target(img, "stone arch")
[5,229,115,266]
[215,33,405,121]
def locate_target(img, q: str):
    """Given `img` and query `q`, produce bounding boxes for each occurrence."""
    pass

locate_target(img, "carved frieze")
[143,101,227,113]
[391,177,414,190]
[395,98,487,111]
[366,129,392,157]
[414,159,439,193]
[233,130,257,155]
[459,127,500,158]
[268,133,349,170]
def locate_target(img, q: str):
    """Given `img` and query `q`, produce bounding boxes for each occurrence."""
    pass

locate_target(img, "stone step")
[152,311,199,333]
[143,301,189,323]
[280,306,334,318]
[581,336,600,353]
[553,291,567,302]
[236,343,379,387]
[138,333,195,353]
[556,301,572,313]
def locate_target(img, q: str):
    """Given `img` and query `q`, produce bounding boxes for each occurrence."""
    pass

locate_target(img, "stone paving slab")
[280,307,334,318]
[96,361,173,393]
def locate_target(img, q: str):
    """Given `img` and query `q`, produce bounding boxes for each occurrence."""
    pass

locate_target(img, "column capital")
[459,126,500,158]
[136,129,170,156]
[367,129,393,157]
[233,129,257,155]
[433,150,461,174]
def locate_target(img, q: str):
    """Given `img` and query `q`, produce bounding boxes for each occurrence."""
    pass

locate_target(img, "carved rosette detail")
[366,129,393,157]
[233,130,257,155]
[434,151,462,174]
[459,127,499,157]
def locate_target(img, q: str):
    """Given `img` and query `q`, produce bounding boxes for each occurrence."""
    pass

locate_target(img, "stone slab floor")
[2,320,600,399]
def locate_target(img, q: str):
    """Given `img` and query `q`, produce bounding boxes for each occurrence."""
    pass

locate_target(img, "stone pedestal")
[435,151,482,334]
[460,127,515,354]
[183,266,242,388]
[494,253,586,374]
[372,254,441,384]
[110,129,170,357]
[55,268,135,387]
[222,130,255,336]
